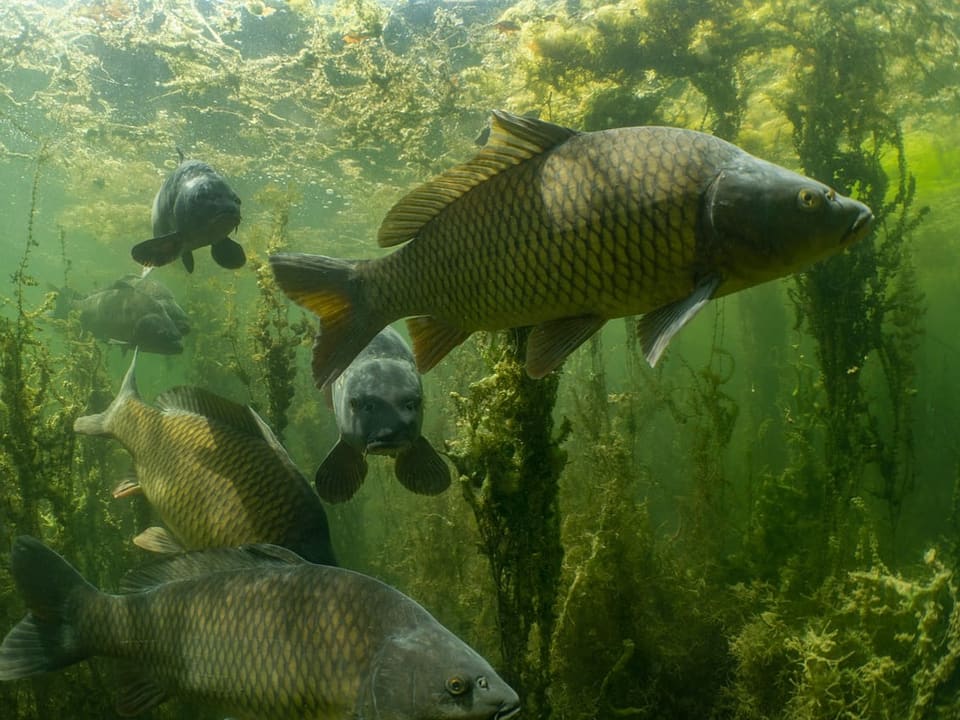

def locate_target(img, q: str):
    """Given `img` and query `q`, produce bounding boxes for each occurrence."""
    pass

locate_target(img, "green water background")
[1,0,959,718]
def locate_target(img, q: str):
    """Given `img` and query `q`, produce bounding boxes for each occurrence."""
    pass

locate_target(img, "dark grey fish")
[55,280,183,355]
[120,273,191,335]
[132,152,244,273]
[0,537,520,720]
[318,326,450,503]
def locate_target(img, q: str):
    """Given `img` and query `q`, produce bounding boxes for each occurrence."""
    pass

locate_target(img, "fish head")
[131,313,183,354]
[334,358,424,455]
[705,155,874,292]
[362,624,520,720]
[173,172,242,247]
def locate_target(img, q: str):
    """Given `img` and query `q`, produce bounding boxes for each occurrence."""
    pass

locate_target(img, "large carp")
[0,537,519,720]
[270,111,874,388]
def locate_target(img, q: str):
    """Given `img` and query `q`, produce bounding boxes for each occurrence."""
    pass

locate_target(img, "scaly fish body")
[0,538,519,720]
[74,353,336,565]
[271,111,873,388]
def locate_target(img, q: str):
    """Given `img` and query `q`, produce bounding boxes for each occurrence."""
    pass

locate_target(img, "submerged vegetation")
[1,0,960,718]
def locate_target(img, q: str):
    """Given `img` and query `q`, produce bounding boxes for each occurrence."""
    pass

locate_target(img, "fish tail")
[73,348,141,436]
[269,253,387,389]
[0,536,98,680]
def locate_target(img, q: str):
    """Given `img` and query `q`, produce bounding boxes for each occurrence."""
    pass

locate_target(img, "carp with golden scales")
[271,111,874,388]
[74,350,337,566]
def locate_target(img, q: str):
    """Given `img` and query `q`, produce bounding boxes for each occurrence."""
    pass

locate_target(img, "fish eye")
[797,188,823,212]
[446,675,469,696]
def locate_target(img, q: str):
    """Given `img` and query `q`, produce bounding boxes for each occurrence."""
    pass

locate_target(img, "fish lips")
[843,206,874,246]
[493,700,522,720]
[365,437,413,455]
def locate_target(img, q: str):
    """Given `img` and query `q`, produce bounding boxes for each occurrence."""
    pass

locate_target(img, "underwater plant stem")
[451,328,568,718]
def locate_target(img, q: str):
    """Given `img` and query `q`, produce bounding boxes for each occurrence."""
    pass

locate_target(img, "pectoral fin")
[112,474,141,499]
[394,436,451,495]
[315,439,368,503]
[182,250,195,273]
[133,527,185,554]
[637,275,721,366]
[131,233,183,268]
[526,315,606,378]
[211,237,246,269]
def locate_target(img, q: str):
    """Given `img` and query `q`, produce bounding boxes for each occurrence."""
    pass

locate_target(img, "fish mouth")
[843,207,874,245]
[365,439,411,454]
[493,701,522,720]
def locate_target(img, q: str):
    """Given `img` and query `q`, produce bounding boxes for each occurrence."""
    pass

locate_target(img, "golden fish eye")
[797,188,823,211]
[446,675,469,695]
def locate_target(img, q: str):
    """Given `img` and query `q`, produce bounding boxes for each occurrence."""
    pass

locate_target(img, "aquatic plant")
[448,329,569,717]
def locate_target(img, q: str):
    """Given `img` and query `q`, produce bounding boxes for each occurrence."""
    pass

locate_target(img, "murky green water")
[1,1,959,718]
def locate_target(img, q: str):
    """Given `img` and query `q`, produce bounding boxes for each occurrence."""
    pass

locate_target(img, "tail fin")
[0,536,98,680]
[51,286,81,320]
[269,253,386,389]
[73,348,140,436]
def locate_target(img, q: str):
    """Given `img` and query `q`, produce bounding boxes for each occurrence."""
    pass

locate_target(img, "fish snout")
[365,427,415,454]
[844,204,874,245]
[493,695,522,720]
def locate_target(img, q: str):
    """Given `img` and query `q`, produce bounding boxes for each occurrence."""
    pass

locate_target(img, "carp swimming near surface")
[132,151,244,273]
[0,537,520,720]
[270,110,874,389]
[54,279,184,355]
[73,350,337,566]
[318,325,450,503]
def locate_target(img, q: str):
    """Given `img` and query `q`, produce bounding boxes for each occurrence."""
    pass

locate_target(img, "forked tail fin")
[73,348,140,436]
[0,536,98,680]
[269,253,386,389]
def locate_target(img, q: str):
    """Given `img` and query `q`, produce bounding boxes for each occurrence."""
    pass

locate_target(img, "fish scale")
[73,352,337,566]
[270,110,873,388]
[0,539,519,719]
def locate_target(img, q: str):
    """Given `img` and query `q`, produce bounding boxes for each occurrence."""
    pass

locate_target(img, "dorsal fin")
[155,386,262,436]
[119,544,306,593]
[377,110,579,247]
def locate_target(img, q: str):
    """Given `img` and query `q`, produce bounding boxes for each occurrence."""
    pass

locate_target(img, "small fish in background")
[54,279,184,355]
[120,273,191,336]
[73,350,337,566]
[318,325,450,503]
[132,150,244,273]
[0,537,520,720]
[270,110,874,389]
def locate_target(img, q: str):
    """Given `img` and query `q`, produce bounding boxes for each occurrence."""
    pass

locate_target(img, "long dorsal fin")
[155,386,262,436]
[119,544,306,593]
[377,110,579,247]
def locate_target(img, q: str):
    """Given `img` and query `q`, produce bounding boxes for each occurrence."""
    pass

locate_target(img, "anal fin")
[406,316,471,374]
[116,665,170,716]
[526,315,606,378]
[636,275,720,366]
